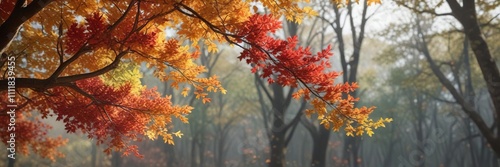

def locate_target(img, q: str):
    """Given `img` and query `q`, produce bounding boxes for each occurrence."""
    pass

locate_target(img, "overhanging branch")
[0,0,55,54]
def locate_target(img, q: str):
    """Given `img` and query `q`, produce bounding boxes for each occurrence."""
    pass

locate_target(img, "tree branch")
[416,18,497,150]
[281,100,306,133]
[0,50,129,91]
[300,115,318,139]
[0,0,55,54]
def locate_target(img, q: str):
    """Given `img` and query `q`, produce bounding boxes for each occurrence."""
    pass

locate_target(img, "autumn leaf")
[173,131,184,138]
[181,87,190,97]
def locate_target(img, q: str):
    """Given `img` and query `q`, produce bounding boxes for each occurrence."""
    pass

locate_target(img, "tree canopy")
[0,0,389,161]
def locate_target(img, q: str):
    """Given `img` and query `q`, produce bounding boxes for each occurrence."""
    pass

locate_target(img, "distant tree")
[304,0,381,166]
[395,0,500,157]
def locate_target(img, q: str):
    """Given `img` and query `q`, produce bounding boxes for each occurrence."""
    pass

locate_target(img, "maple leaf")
[181,87,190,97]
[366,128,374,137]
[202,97,212,104]
[173,131,184,138]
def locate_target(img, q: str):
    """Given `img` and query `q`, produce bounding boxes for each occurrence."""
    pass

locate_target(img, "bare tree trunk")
[91,142,97,167]
[446,0,500,157]
[269,131,286,167]
[111,151,122,167]
[164,140,176,167]
[335,1,369,166]
[198,110,207,167]
[459,34,481,167]
[252,20,303,167]
[310,127,330,167]
[216,135,225,167]
[268,84,287,167]
[191,136,197,167]
[414,95,425,167]
[382,125,397,167]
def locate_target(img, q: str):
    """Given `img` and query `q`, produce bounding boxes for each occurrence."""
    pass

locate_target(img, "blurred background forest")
[2,0,500,167]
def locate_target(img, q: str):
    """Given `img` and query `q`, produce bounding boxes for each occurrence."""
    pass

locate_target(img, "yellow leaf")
[146,130,156,140]
[355,130,364,136]
[365,127,374,137]
[181,87,190,97]
[205,40,218,53]
[173,131,183,138]
[303,6,318,17]
[368,0,382,5]
[367,130,374,137]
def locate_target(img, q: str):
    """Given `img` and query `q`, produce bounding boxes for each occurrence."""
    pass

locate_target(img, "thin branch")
[282,99,307,133]
[480,13,500,27]
[0,0,55,54]
[255,73,274,102]
[300,115,319,139]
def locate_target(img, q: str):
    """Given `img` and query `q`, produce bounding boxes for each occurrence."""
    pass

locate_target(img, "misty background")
[2,0,500,167]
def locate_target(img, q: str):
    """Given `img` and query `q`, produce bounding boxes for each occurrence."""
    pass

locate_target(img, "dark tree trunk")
[198,110,207,167]
[256,20,302,167]
[191,136,197,167]
[164,140,176,167]
[382,125,397,167]
[111,151,122,167]
[269,84,287,167]
[446,0,500,157]
[269,130,286,167]
[310,127,330,167]
[405,0,500,159]
[7,150,14,167]
[342,137,360,167]
[91,142,97,167]
[338,1,368,166]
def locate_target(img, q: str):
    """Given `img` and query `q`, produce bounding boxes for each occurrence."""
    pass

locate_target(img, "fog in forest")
[2,0,500,167]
